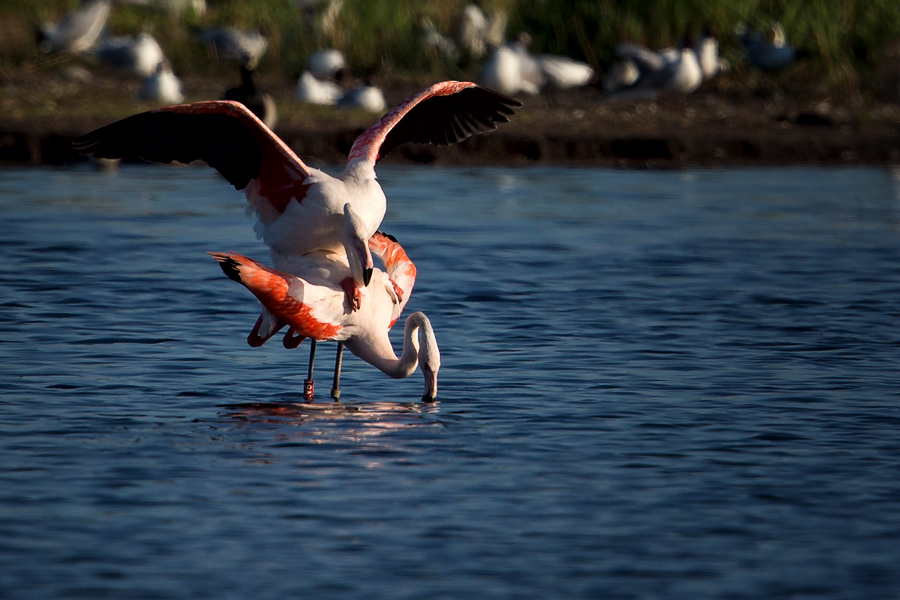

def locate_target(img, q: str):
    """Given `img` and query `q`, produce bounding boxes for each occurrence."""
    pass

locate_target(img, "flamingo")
[73,81,521,307]
[210,231,441,401]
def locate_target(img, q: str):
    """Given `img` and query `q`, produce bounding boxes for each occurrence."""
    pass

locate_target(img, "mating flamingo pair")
[74,81,521,401]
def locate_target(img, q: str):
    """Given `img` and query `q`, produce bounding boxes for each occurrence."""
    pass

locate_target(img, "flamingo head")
[342,203,374,287]
[422,361,439,402]
[414,312,441,402]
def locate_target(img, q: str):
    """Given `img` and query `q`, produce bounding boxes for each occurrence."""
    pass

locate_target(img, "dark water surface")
[1,165,899,599]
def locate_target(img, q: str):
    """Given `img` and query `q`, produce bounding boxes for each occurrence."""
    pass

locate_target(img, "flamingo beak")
[422,366,438,402]
[350,237,374,287]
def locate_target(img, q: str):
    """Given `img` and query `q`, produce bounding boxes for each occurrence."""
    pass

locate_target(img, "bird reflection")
[221,399,441,433]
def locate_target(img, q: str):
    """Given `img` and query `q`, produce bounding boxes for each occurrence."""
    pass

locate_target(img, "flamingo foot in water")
[340,277,362,311]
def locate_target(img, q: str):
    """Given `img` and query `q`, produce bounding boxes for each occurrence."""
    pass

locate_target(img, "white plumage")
[295,71,342,105]
[197,28,268,69]
[338,84,387,113]
[94,32,166,78]
[536,55,594,90]
[139,61,184,104]
[481,34,593,96]
[605,43,703,99]
[307,49,347,81]
[695,30,721,80]
[38,0,110,55]
[420,17,459,62]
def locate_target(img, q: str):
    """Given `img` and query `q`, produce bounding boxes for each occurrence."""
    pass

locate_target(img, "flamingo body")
[213,251,346,342]
[210,232,438,399]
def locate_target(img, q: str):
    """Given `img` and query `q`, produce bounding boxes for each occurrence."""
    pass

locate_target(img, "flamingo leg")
[331,342,344,400]
[304,340,317,400]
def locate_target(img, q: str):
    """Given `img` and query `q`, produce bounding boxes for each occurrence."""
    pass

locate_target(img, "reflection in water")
[222,400,442,439]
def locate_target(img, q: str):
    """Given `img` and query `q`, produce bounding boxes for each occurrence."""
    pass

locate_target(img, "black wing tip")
[210,252,243,283]
[69,111,264,190]
[71,133,98,153]
[498,96,524,109]
[376,230,399,243]
[376,83,522,159]
[472,85,523,109]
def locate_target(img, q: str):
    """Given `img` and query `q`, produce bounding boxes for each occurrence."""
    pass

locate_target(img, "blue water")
[1,165,899,599]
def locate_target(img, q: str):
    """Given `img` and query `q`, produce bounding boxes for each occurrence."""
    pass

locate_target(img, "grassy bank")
[1,0,899,96]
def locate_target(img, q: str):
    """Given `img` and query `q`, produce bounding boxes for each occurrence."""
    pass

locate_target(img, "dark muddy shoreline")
[4,125,897,170]
[2,78,899,168]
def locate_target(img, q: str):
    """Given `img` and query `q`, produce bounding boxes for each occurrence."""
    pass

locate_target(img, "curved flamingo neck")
[340,158,378,187]
[348,312,431,379]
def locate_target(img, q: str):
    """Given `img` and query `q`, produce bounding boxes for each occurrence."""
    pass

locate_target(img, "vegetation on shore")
[0,0,899,96]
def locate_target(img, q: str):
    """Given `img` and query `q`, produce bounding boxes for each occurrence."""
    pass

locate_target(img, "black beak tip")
[363,267,373,286]
[422,392,436,403]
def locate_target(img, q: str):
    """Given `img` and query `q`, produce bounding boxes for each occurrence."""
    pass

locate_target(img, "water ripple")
[1,165,899,598]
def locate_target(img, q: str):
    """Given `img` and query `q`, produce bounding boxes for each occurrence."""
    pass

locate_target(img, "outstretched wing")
[347,81,521,165]
[73,101,311,215]
[210,251,344,342]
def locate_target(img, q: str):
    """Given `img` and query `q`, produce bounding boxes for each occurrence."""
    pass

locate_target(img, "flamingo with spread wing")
[74,82,521,307]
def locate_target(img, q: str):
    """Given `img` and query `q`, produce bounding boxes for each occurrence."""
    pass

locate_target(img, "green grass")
[2,0,899,94]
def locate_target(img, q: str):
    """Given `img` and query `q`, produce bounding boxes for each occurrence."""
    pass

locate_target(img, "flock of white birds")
[37,0,805,122]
